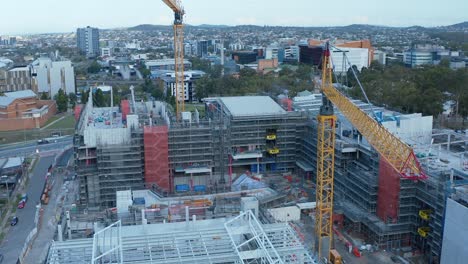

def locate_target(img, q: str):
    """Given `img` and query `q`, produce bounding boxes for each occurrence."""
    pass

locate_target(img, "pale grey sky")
[1,0,466,34]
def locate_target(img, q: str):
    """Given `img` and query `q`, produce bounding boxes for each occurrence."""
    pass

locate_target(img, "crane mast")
[316,42,336,260]
[162,0,185,118]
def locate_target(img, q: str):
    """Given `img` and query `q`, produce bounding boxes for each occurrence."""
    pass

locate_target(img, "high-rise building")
[197,40,209,58]
[77,26,100,57]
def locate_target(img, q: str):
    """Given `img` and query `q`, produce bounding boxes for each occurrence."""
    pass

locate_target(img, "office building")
[161,70,206,102]
[231,51,257,64]
[197,40,209,58]
[0,66,33,93]
[77,26,100,57]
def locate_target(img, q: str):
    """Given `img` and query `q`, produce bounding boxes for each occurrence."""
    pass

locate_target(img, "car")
[21,194,28,202]
[17,200,25,209]
[37,139,50,145]
[10,216,18,226]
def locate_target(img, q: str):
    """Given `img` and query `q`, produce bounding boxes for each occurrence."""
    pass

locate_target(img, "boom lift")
[162,0,185,119]
[315,42,426,261]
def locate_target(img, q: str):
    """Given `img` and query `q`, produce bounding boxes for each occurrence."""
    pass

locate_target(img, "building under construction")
[74,89,468,263]
[293,92,468,263]
[75,95,308,209]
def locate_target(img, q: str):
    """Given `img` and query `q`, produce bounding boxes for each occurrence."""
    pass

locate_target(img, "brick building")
[0,90,57,131]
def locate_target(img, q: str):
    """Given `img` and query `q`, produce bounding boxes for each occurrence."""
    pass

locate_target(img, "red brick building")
[0,90,57,131]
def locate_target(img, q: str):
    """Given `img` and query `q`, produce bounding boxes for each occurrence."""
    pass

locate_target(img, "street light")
[1,175,10,203]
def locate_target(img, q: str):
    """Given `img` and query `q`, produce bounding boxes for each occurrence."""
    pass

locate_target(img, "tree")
[295,64,312,81]
[54,89,68,112]
[87,61,102,74]
[40,92,49,100]
[81,90,89,104]
[68,92,77,107]
[94,89,106,107]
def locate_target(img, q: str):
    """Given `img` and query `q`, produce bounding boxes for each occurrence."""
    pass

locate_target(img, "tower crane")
[162,0,185,118]
[315,42,426,261]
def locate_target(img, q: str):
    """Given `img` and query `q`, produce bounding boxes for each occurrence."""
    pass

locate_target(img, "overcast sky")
[1,0,466,34]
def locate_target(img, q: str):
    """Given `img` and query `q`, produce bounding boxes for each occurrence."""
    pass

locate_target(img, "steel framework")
[46,215,314,264]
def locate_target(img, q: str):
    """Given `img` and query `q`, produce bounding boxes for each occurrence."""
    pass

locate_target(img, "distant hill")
[443,21,468,29]
[128,24,172,31]
[126,22,468,31]
[197,24,230,28]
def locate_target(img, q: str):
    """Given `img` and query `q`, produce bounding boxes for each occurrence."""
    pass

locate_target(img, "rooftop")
[145,59,191,66]
[4,89,36,99]
[220,96,286,117]
[0,97,15,107]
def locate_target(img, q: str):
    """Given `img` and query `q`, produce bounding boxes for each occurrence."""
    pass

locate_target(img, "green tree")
[40,92,49,100]
[54,89,68,112]
[94,89,106,107]
[81,90,89,104]
[87,61,102,74]
[68,92,77,107]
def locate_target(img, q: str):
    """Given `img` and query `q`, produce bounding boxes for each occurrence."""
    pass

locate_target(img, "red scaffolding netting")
[74,104,82,121]
[144,126,170,192]
[376,157,400,223]
[121,100,130,121]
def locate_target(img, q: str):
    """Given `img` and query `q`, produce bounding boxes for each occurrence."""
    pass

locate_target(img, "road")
[0,155,55,263]
[0,136,72,158]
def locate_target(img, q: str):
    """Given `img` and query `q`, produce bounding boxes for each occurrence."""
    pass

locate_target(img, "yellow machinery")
[329,249,342,264]
[316,42,427,260]
[418,227,430,237]
[162,0,185,118]
[267,147,280,155]
[419,209,432,220]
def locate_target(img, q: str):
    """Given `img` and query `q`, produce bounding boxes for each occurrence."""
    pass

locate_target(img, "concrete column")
[185,206,189,223]
[57,224,63,242]
[141,209,146,225]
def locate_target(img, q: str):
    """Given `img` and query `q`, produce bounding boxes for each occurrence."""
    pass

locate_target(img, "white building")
[330,47,369,73]
[373,50,387,65]
[265,46,279,60]
[32,58,75,97]
[101,47,112,57]
[284,46,299,61]
[162,70,206,102]
[404,49,434,67]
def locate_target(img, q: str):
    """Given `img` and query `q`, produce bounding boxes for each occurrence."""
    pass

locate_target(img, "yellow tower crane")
[315,42,426,261]
[162,0,185,118]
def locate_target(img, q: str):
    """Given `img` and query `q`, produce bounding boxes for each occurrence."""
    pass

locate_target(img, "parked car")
[17,200,25,209]
[21,194,28,202]
[10,216,18,226]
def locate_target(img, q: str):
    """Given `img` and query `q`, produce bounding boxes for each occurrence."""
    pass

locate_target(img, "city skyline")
[0,0,467,34]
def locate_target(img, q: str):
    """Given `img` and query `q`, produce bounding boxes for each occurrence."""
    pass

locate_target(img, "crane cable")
[330,44,379,122]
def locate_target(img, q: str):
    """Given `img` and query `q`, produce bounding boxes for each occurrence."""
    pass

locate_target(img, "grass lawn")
[42,115,62,127]
[184,104,206,117]
[47,115,76,130]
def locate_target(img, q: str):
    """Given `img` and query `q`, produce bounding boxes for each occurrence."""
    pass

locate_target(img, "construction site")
[48,1,468,263]
[59,78,468,264]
